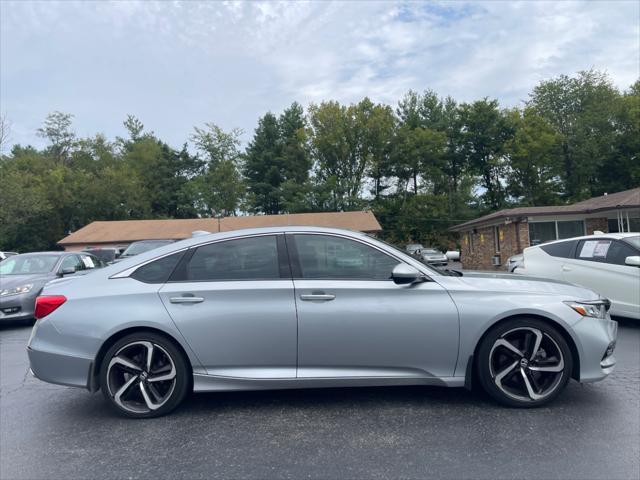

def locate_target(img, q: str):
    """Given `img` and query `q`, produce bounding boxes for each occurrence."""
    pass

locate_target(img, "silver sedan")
[27,227,618,418]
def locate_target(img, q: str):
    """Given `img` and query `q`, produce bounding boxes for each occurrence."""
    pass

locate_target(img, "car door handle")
[170,296,204,304]
[562,266,572,272]
[300,294,336,301]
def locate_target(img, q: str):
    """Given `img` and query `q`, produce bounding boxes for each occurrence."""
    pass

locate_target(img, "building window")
[529,222,556,245]
[609,216,640,233]
[468,232,474,253]
[529,220,585,245]
[557,220,585,239]
[493,226,501,253]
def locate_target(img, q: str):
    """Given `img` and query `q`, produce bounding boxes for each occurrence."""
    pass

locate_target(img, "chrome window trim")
[110,230,434,281]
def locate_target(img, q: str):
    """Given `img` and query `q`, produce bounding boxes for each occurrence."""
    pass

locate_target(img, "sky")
[1,0,639,150]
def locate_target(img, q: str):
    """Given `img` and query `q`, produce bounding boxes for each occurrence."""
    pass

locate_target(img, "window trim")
[286,232,404,282]
[167,233,289,283]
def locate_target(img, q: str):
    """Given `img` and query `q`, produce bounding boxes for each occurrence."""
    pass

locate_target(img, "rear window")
[540,240,577,258]
[131,252,185,284]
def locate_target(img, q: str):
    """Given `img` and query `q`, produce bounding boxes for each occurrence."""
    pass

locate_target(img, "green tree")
[528,70,619,200]
[459,99,514,210]
[36,111,76,164]
[244,112,282,214]
[505,108,562,206]
[190,123,244,215]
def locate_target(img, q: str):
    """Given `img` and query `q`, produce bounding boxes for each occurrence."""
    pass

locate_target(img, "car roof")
[10,251,69,257]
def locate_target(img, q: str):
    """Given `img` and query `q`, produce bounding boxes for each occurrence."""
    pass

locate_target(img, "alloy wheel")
[106,341,177,414]
[489,327,565,402]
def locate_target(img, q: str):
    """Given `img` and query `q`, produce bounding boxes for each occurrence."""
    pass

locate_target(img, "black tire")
[476,317,573,408]
[99,332,190,418]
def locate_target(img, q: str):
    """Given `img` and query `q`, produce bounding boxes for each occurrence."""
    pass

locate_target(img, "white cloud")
[1,0,638,149]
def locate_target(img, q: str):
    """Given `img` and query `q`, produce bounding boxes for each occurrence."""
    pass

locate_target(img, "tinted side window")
[293,235,398,280]
[541,240,576,258]
[576,239,612,263]
[184,236,280,281]
[131,252,185,284]
[60,255,83,271]
[606,241,638,266]
[79,254,101,269]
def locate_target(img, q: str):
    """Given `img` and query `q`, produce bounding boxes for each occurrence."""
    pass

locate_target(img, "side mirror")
[392,264,424,285]
[60,267,76,276]
[625,256,640,267]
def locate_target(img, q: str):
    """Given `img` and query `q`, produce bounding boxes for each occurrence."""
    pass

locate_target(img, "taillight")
[34,295,67,320]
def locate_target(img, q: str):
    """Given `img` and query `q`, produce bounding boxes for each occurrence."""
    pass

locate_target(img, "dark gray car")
[0,251,104,323]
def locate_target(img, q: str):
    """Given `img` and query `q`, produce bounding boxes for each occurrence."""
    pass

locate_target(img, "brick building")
[450,188,640,270]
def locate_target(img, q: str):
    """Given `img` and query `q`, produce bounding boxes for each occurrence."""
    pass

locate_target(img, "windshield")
[121,240,172,257]
[623,235,640,250]
[0,255,59,275]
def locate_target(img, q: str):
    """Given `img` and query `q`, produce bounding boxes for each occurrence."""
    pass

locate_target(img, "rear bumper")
[27,346,91,389]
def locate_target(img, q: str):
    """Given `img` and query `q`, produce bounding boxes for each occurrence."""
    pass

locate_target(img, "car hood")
[439,271,601,300]
[0,274,53,289]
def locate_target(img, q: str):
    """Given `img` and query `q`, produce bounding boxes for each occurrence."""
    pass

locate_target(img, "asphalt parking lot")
[1,320,638,480]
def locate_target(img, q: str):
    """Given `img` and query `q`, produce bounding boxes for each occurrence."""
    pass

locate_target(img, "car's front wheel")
[99,332,190,418]
[476,318,573,407]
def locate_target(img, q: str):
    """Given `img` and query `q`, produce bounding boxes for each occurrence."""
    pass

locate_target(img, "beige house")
[58,211,382,251]
[450,188,640,270]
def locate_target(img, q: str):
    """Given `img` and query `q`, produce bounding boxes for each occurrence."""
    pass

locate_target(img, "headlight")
[564,299,610,319]
[0,284,34,297]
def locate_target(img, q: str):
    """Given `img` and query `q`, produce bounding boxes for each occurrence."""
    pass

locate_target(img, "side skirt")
[192,373,465,392]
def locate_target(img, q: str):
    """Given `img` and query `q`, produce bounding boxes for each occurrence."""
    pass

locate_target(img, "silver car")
[0,251,104,323]
[27,227,617,418]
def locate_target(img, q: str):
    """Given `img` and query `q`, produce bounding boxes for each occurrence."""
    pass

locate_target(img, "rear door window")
[181,236,281,281]
[576,239,612,263]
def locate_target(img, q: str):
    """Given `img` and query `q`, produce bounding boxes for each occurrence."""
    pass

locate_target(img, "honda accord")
[27,227,617,417]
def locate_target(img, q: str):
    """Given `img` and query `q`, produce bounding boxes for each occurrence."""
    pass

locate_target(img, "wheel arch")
[465,313,581,389]
[89,326,194,392]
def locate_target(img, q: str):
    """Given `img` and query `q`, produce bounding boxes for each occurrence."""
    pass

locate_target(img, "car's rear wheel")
[476,318,573,407]
[99,332,190,418]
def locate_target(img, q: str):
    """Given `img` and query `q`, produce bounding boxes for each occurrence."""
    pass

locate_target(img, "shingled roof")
[450,187,640,232]
[58,211,382,246]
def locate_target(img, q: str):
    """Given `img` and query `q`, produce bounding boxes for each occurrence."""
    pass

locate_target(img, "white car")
[515,233,640,319]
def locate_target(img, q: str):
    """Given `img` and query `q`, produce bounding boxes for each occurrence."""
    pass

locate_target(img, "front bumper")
[573,315,618,383]
[0,293,36,322]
